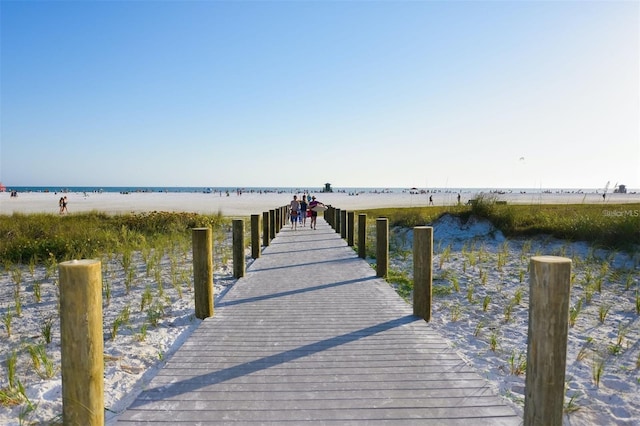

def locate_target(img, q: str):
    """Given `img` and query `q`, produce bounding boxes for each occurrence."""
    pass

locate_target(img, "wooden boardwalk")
[116,218,521,425]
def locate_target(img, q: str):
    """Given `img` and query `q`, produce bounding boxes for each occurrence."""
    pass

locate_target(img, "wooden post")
[347,211,355,246]
[269,209,276,239]
[284,206,288,227]
[233,219,245,278]
[262,211,270,247]
[251,214,260,259]
[358,214,367,258]
[335,208,341,233]
[340,209,347,239]
[524,256,572,426]
[275,209,281,233]
[282,206,287,228]
[376,218,389,278]
[413,226,433,321]
[59,259,104,426]
[192,228,213,319]
[326,206,333,228]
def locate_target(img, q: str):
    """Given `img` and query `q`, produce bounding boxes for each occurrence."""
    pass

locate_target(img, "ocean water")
[2,186,626,195]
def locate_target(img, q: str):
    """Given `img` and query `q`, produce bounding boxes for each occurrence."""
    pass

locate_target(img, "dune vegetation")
[356,195,640,251]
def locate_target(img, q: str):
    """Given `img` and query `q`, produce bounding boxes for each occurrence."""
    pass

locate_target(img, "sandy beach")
[1,189,639,425]
[2,189,639,216]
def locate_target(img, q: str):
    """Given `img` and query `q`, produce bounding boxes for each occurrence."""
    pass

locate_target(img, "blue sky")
[1,0,638,190]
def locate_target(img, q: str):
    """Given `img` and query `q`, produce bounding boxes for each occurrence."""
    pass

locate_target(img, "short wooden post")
[251,214,260,259]
[524,256,572,426]
[329,206,334,228]
[358,214,367,258]
[340,209,347,239]
[278,207,283,230]
[376,218,389,278]
[335,208,341,233]
[326,206,333,227]
[347,211,355,246]
[262,211,270,247]
[59,259,104,426]
[282,206,287,228]
[192,227,213,319]
[233,219,245,278]
[269,209,276,239]
[413,226,433,321]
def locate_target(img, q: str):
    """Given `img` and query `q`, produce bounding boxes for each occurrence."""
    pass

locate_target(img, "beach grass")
[0,211,228,264]
[355,198,640,251]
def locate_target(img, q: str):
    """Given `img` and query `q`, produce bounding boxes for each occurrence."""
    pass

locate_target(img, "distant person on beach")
[61,196,68,214]
[457,193,461,204]
[308,196,323,230]
[59,197,64,214]
[289,195,300,230]
[429,195,434,206]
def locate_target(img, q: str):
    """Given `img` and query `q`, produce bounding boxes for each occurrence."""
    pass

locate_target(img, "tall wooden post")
[335,208,341,234]
[262,211,270,247]
[340,209,347,239]
[347,211,355,246]
[59,259,104,426]
[192,228,213,319]
[269,209,276,239]
[376,218,389,278]
[413,226,433,321]
[251,214,260,259]
[524,256,572,426]
[275,209,281,233]
[233,219,245,278]
[358,214,367,258]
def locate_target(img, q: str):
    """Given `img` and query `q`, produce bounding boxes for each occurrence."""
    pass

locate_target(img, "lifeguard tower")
[614,184,627,194]
[323,183,333,193]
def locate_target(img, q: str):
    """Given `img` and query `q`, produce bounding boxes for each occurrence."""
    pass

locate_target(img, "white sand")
[1,189,639,216]
[1,191,639,425]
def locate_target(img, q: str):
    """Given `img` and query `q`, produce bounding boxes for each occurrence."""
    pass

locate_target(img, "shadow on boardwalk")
[115,218,522,425]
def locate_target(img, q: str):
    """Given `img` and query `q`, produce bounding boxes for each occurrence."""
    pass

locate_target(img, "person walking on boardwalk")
[289,195,300,230]
[308,196,324,230]
[299,196,308,227]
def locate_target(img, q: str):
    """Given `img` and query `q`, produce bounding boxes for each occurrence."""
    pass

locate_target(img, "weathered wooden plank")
[120,405,519,422]
[132,386,499,402]
[119,395,513,411]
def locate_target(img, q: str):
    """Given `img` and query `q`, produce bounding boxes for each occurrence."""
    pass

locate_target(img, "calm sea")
[3,186,612,194]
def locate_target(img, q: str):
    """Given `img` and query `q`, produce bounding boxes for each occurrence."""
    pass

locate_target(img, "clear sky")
[1,0,638,190]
